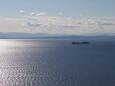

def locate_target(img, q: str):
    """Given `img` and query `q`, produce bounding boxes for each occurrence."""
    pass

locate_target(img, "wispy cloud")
[19,10,24,14]
[36,12,46,16]
[29,12,36,16]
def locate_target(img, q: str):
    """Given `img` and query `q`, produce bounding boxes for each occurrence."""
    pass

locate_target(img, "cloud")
[0,16,115,35]
[36,12,46,16]
[28,12,47,17]
[29,12,36,16]
[27,22,41,27]
[19,10,24,14]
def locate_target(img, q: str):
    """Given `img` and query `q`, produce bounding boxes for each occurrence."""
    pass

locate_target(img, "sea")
[0,37,115,86]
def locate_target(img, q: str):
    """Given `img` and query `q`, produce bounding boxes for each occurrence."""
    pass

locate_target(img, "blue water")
[0,38,115,86]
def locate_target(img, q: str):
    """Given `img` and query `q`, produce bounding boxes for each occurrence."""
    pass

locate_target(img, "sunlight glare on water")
[0,39,114,86]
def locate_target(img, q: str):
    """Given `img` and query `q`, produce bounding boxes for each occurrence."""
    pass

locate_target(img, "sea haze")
[0,37,115,86]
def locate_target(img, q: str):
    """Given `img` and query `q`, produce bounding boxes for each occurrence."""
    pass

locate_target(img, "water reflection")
[0,39,114,86]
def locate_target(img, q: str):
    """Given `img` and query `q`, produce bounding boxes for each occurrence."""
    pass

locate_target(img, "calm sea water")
[0,38,115,86]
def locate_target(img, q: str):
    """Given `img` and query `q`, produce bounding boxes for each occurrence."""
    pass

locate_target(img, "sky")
[0,0,115,35]
[0,0,115,17]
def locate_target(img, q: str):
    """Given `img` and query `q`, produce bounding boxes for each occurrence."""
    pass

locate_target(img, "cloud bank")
[0,16,115,35]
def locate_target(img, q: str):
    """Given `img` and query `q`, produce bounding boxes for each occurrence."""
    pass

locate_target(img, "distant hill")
[0,32,115,39]
[0,32,52,39]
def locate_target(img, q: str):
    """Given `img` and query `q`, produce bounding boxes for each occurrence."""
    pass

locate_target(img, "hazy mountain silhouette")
[0,32,114,39]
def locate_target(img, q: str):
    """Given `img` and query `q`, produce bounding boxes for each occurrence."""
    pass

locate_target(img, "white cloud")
[36,12,46,16]
[19,10,24,14]
[29,12,36,16]
[0,16,115,35]
[29,12,46,16]
[27,22,41,27]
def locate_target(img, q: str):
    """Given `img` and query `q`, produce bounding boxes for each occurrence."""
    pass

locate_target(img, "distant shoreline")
[0,36,114,42]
